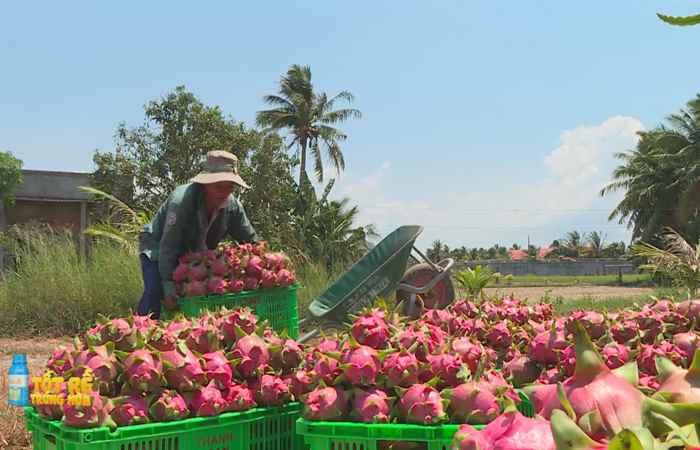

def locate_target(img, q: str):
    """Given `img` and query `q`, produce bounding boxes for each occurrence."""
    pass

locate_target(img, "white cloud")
[330,116,645,249]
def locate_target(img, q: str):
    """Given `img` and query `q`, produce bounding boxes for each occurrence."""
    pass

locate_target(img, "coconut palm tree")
[256,65,361,191]
[584,231,606,258]
[631,227,700,296]
[658,11,700,26]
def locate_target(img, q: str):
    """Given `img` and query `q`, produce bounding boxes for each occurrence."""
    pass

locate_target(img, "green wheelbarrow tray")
[298,225,455,343]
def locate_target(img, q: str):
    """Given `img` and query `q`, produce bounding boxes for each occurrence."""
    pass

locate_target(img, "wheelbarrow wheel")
[395,262,455,319]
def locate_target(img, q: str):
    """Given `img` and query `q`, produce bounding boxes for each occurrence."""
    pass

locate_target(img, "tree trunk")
[299,138,307,189]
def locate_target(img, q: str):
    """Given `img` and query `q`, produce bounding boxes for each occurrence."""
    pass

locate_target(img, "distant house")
[0,170,93,267]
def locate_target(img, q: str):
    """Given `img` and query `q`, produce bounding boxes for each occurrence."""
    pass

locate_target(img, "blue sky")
[2,1,700,250]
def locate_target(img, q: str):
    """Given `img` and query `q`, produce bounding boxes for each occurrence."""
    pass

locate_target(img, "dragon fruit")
[451,338,486,373]
[425,353,467,387]
[123,349,163,393]
[149,390,189,422]
[677,299,700,323]
[450,424,491,450]
[452,409,556,450]
[46,346,73,376]
[485,321,512,350]
[230,334,270,378]
[188,264,208,281]
[206,277,228,295]
[611,319,639,344]
[172,263,190,283]
[264,252,287,270]
[186,321,222,354]
[188,381,227,417]
[220,306,258,339]
[209,257,228,277]
[110,395,149,426]
[443,382,500,424]
[637,342,684,376]
[303,386,348,420]
[530,323,568,365]
[72,345,119,396]
[351,308,391,349]
[160,342,207,392]
[246,256,265,277]
[395,324,446,362]
[312,354,341,385]
[202,351,233,388]
[382,349,420,387]
[601,342,630,369]
[260,269,277,289]
[287,369,315,399]
[421,309,455,332]
[653,348,700,403]
[397,384,447,425]
[341,345,381,386]
[228,279,245,293]
[223,383,256,411]
[101,317,137,351]
[276,269,296,287]
[351,388,392,423]
[567,311,606,340]
[673,330,700,360]
[63,392,115,429]
[561,345,577,377]
[253,374,292,406]
[503,353,540,387]
[243,276,260,291]
[270,339,304,371]
[451,299,478,317]
[525,320,700,441]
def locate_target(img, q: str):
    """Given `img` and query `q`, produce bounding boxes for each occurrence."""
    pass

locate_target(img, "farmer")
[136,150,259,319]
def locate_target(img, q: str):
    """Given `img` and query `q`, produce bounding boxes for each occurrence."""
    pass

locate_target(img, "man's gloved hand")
[163,295,178,310]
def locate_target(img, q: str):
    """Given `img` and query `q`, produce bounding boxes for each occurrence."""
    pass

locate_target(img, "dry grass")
[0,338,71,449]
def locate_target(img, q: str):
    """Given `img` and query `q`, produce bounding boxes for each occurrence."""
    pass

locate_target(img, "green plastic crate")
[26,402,305,450]
[296,420,485,450]
[163,284,299,338]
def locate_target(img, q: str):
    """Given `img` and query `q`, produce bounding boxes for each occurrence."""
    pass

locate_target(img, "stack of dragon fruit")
[171,242,296,298]
[32,308,305,429]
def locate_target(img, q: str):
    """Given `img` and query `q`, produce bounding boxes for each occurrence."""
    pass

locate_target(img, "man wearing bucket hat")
[136,150,259,319]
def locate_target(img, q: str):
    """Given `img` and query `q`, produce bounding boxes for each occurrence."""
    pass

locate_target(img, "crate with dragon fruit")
[162,245,299,338]
[25,309,310,449]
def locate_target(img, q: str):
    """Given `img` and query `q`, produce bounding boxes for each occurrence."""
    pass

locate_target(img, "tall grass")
[0,227,142,337]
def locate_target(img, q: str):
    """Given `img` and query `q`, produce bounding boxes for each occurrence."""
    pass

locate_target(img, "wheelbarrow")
[298,225,455,343]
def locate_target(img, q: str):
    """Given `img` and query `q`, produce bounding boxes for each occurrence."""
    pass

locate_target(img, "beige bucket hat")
[191,150,249,189]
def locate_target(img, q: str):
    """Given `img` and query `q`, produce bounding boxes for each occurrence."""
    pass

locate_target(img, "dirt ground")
[483,285,655,300]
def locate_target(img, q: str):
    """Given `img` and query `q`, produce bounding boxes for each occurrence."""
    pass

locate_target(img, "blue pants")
[136,254,162,319]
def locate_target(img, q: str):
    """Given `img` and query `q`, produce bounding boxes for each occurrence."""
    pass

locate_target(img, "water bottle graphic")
[8,354,29,407]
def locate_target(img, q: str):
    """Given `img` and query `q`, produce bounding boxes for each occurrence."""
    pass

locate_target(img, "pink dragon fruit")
[561,345,577,377]
[351,388,392,423]
[525,320,700,441]
[503,353,540,387]
[230,334,270,378]
[207,277,228,295]
[341,345,381,386]
[209,257,229,277]
[228,279,245,293]
[485,321,512,350]
[271,339,304,371]
[673,330,700,361]
[253,374,292,406]
[382,349,420,387]
[186,322,222,354]
[567,311,606,340]
[443,382,500,424]
[160,343,207,392]
[188,381,227,417]
[530,323,568,366]
[188,264,208,281]
[653,348,700,403]
[611,319,639,344]
[101,317,137,351]
[246,256,265,277]
[538,367,564,384]
[260,269,277,289]
[123,349,163,393]
[395,324,446,362]
[351,309,391,349]
[149,390,189,422]
[223,383,256,411]
[264,252,287,270]
[602,342,630,369]
[397,384,447,425]
[221,306,258,338]
[287,369,315,399]
[452,410,556,450]
[243,276,260,291]
[275,269,296,287]
[110,395,149,426]
[303,386,348,420]
[202,351,233,388]
[637,342,683,376]
[677,299,700,323]
[425,354,467,387]
[62,392,115,429]
[639,375,661,391]
[172,263,190,283]
[451,299,478,317]
[72,345,119,396]
[184,281,207,297]
[312,354,341,385]
[451,338,487,373]
[450,424,491,450]
[47,346,74,376]
[421,309,455,332]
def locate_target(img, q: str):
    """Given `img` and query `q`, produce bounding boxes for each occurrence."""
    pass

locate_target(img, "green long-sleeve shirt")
[138,183,259,298]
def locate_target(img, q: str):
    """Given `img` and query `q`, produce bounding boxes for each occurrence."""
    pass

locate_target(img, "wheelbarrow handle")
[396,258,454,294]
